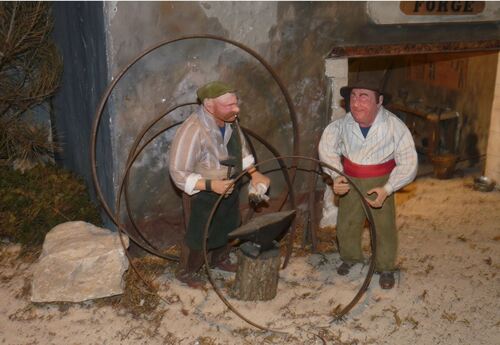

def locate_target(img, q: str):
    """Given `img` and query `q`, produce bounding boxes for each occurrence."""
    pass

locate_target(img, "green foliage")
[0,164,102,247]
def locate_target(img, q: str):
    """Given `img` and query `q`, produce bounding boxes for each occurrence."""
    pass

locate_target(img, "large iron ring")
[203,155,377,333]
[90,34,299,238]
[115,104,296,263]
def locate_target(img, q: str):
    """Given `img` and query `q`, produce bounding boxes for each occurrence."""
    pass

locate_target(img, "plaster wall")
[102,2,345,242]
[485,53,500,184]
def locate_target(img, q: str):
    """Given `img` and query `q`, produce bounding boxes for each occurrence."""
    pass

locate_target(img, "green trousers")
[185,189,240,251]
[336,174,397,272]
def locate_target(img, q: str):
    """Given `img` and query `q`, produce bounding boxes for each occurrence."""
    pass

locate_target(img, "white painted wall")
[485,52,500,187]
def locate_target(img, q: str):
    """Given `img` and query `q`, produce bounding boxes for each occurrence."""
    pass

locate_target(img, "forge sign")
[400,1,485,15]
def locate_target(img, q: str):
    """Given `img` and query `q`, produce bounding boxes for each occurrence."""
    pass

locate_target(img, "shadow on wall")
[464,132,480,166]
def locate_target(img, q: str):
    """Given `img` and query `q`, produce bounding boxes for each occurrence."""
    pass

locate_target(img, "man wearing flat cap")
[319,74,417,289]
[169,81,270,288]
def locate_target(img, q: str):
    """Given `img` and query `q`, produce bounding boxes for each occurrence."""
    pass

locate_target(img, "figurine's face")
[209,93,240,124]
[349,88,383,127]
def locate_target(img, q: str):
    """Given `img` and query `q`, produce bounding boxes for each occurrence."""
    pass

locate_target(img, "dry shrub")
[0,2,63,164]
[113,255,168,318]
[0,165,101,249]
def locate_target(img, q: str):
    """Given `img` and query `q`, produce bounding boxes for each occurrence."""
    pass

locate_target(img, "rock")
[31,221,129,303]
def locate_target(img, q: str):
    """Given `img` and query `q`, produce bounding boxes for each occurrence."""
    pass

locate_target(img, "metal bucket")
[431,153,458,179]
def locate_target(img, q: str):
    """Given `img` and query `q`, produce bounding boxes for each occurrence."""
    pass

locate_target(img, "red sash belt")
[342,156,395,178]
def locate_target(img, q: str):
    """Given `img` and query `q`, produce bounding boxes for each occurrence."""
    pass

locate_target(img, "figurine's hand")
[333,176,350,195]
[211,179,235,195]
[365,187,388,208]
[249,170,270,190]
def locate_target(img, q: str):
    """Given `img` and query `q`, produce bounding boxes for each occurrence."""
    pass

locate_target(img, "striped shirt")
[318,107,418,195]
[169,106,254,195]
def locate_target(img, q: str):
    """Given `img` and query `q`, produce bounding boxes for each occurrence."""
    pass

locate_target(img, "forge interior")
[348,49,497,170]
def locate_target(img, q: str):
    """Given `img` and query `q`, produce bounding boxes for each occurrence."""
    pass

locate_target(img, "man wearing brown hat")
[169,81,270,288]
[319,75,417,289]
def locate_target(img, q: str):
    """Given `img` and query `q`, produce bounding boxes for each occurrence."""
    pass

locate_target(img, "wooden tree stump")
[233,246,280,301]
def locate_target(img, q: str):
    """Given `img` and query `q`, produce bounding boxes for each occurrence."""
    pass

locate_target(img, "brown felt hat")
[340,72,391,104]
[197,81,235,102]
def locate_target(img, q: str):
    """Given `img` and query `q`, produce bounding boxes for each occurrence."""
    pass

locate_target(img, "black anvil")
[228,210,296,258]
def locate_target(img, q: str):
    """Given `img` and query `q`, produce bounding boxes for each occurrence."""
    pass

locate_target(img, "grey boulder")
[31,221,129,303]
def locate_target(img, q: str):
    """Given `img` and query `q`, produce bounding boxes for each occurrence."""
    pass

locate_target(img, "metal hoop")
[203,155,377,332]
[114,104,296,262]
[90,34,299,233]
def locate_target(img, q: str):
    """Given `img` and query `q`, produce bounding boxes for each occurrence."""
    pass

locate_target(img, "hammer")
[220,156,237,179]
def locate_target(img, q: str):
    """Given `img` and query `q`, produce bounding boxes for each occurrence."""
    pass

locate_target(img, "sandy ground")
[1,171,499,345]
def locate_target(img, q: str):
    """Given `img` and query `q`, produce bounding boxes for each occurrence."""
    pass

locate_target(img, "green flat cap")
[197,81,235,102]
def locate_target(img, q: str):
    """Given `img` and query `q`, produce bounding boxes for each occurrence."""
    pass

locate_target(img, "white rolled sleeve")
[242,154,255,170]
[184,173,202,195]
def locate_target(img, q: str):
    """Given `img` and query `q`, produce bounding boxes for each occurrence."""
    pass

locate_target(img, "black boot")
[176,246,206,289]
[337,261,355,275]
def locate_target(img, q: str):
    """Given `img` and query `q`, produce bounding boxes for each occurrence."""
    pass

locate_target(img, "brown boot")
[210,245,237,273]
[176,271,206,289]
[176,246,206,289]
